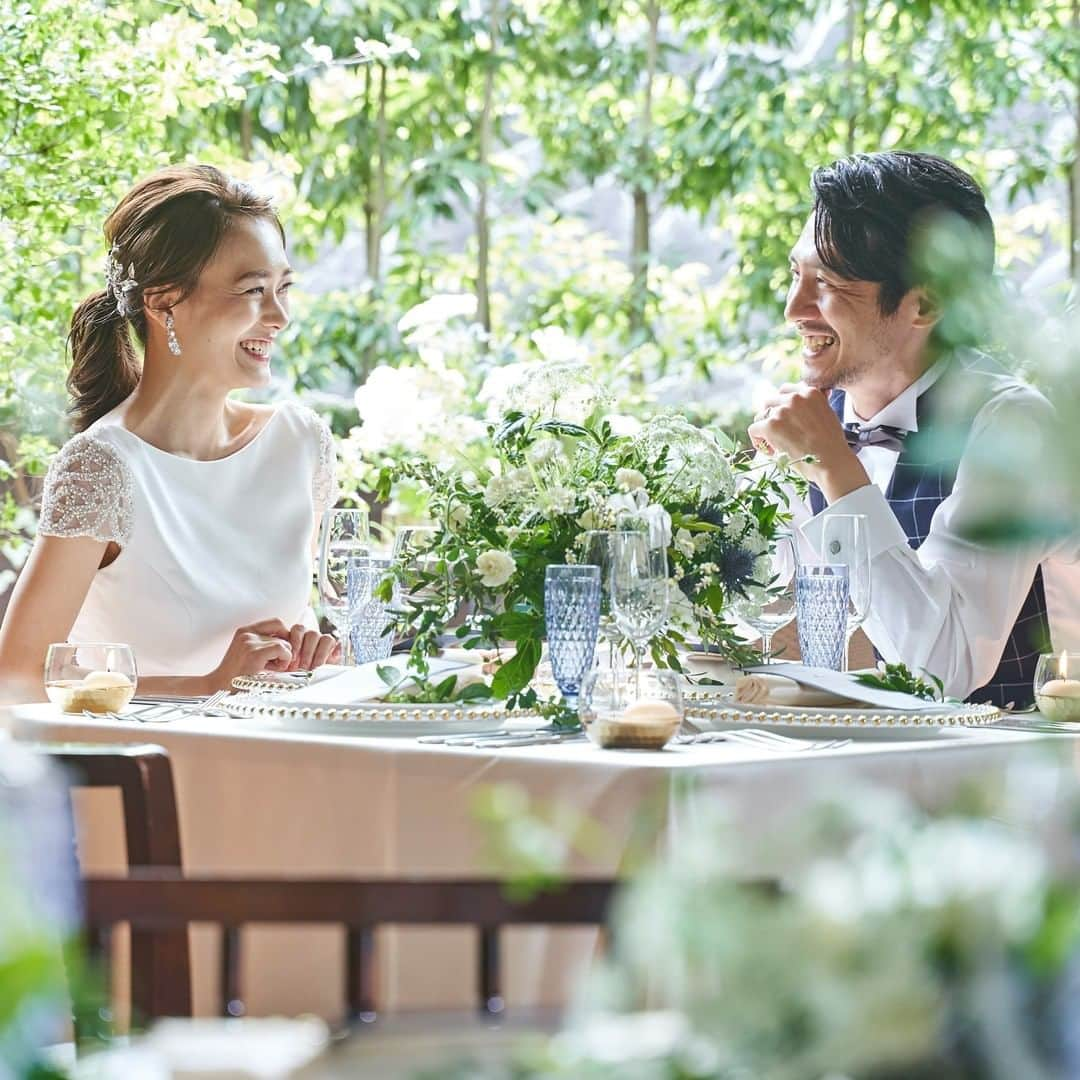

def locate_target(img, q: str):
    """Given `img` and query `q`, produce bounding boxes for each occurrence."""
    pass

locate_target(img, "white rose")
[484,475,510,509]
[615,467,646,492]
[577,508,598,530]
[476,549,516,589]
[675,527,696,559]
[448,503,471,531]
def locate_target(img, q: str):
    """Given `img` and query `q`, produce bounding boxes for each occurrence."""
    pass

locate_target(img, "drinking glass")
[582,529,632,671]
[1033,652,1080,722]
[610,530,670,694]
[317,508,371,664]
[347,557,399,665]
[819,514,871,671]
[544,564,601,710]
[730,531,798,664]
[44,642,137,714]
[795,563,850,671]
[579,666,684,750]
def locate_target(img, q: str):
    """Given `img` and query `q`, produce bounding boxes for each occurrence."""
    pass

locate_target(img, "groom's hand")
[748,384,870,504]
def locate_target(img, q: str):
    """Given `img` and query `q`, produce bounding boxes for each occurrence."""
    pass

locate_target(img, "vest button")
[828,540,841,555]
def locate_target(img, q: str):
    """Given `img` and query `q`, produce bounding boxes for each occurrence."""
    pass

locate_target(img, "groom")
[749,151,1079,706]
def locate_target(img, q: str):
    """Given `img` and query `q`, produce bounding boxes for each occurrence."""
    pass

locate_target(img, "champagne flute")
[730,531,798,664]
[819,514,871,671]
[610,530,670,696]
[316,508,371,664]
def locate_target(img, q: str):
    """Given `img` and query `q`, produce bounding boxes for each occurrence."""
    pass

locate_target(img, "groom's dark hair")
[810,151,994,315]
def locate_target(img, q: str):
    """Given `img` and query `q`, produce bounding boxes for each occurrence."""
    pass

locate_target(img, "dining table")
[5,699,1071,1023]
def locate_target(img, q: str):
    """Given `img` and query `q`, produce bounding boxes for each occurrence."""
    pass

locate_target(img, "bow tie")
[843,422,909,455]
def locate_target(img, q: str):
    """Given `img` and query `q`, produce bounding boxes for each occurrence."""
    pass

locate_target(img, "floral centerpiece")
[375,361,796,707]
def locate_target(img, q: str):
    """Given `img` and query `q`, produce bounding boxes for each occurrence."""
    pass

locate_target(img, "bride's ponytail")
[67,291,141,432]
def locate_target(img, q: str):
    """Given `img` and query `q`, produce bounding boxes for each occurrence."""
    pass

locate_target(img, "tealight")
[621,699,681,726]
[45,670,135,714]
[1033,652,1080,723]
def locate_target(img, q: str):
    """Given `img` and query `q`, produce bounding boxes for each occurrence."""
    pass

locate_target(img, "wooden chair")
[36,743,191,1020]
[83,871,618,1022]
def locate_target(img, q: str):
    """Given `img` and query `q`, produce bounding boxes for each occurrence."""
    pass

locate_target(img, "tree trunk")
[475,0,500,337]
[362,63,379,282]
[369,62,388,284]
[629,0,660,337]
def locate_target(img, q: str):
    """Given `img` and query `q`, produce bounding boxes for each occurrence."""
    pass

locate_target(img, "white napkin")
[742,663,947,712]
[281,655,473,707]
[735,672,855,707]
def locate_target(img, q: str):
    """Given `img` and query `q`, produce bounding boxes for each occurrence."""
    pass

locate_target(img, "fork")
[128,689,233,722]
[680,729,850,752]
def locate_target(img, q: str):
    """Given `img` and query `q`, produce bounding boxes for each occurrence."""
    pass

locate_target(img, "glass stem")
[761,632,773,665]
[631,640,642,698]
[842,631,852,673]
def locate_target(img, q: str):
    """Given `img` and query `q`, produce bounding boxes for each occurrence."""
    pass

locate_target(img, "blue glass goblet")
[544,564,602,710]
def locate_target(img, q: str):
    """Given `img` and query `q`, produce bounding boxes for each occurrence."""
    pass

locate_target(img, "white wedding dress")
[38,401,338,678]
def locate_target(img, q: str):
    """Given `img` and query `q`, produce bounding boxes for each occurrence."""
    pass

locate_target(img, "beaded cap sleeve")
[298,406,340,516]
[39,433,135,546]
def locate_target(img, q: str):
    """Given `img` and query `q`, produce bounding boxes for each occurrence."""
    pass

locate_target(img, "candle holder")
[1034,652,1080,723]
[579,667,684,750]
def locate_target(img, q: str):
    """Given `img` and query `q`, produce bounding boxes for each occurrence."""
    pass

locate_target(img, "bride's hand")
[207,619,295,690]
[285,623,341,671]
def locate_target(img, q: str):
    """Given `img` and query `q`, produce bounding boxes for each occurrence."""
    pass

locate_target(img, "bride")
[0,164,341,701]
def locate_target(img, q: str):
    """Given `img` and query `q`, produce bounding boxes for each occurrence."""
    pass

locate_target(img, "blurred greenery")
[1,0,1078,558]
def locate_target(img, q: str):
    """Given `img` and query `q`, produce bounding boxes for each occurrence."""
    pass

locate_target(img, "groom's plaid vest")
[809,354,1050,707]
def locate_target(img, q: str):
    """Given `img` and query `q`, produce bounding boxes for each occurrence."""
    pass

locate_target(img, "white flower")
[540,484,577,518]
[448,503,471,531]
[615,467,646,492]
[476,549,516,589]
[527,437,563,466]
[577,508,599,530]
[506,467,533,491]
[675,528,696,559]
[484,475,512,509]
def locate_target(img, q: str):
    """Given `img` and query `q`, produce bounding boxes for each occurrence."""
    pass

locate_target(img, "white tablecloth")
[7,704,1059,1020]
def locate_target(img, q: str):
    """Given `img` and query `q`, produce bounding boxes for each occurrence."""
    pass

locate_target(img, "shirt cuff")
[799,483,909,562]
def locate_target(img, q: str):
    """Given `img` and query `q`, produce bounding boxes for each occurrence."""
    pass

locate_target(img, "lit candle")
[1036,652,1080,723]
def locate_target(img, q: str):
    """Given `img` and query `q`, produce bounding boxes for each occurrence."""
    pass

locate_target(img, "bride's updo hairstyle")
[68,164,283,432]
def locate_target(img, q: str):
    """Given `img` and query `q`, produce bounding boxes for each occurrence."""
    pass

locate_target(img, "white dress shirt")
[790,361,1080,699]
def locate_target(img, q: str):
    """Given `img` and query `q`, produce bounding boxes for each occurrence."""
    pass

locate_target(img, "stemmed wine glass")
[819,514,871,671]
[316,507,371,664]
[730,531,798,664]
[610,529,670,695]
[582,529,633,672]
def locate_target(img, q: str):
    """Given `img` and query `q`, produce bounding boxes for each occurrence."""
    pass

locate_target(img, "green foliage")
[1,0,1077,562]
[0,0,273,556]
[854,662,946,702]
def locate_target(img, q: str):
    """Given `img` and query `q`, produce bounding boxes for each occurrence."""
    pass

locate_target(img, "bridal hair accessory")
[164,311,182,357]
[104,246,140,319]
